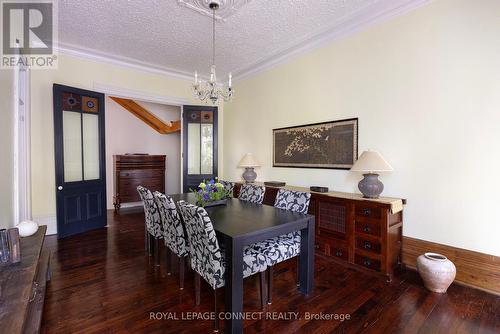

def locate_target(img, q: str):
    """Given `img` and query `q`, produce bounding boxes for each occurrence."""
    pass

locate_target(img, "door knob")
[57,186,63,191]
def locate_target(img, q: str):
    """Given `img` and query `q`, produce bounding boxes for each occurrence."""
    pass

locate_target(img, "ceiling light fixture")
[193,0,233,104]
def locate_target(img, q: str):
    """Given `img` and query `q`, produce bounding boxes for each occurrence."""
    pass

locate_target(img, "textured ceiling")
[58,0,425,79]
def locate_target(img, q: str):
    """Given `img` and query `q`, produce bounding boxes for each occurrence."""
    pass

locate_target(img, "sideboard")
[233,182,406,281]
[113,155,166,211]
[0,225,50,334]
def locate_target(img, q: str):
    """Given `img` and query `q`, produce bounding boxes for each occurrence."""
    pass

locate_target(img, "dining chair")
[219,180,235,197]
[154,192,189,289]
[137,186,163,266]
[238,183,266,204]
[136,187,151,254]
[253,188,311,304]
[177,200,268,332]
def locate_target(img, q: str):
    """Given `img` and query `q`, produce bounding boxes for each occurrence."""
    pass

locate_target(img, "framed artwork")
[273,118,358,169]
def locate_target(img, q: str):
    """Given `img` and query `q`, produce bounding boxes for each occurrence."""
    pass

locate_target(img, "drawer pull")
[29,282,39,302]
[363,259,372,267]
[363,226,371,233]
[364,242,372,250]
[335,250,343,257]
[363,209,371,216]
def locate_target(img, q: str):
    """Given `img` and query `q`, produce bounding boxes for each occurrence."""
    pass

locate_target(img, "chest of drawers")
[113,155,166,211]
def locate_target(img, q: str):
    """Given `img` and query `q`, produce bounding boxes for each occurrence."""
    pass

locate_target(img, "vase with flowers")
[191,178,231,207]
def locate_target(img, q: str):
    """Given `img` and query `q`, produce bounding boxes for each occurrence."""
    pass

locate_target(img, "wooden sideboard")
[113,155,166,211]
[234,183,405,281]
[0,225,50,334]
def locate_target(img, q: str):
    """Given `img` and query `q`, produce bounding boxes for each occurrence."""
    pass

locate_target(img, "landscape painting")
[273,118,358,169]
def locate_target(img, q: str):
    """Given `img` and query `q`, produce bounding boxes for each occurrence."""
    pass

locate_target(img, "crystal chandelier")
[193,1,233,104]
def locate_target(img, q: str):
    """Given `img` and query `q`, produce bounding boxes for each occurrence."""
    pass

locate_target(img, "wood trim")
[402,236,500,295]
[109,97,180,134]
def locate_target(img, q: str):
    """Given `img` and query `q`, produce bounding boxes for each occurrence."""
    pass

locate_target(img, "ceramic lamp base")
[242,167,257,183]
[358,173,384,199]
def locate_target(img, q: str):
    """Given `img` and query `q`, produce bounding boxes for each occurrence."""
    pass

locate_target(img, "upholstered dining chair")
[253,188,311,304]
[177,200,268,332]
[219,180,235,197]
[154,192,189,289]
[136,186,151,254]
[137,186,163,266]
[238,183,266,204]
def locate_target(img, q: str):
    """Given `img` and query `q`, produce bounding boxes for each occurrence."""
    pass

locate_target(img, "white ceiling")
[58,0,429,80]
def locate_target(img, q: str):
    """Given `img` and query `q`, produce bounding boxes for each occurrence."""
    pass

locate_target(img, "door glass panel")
[83,114,100,180]
[188,123,200,174]
[200,124,213,174]
[63,111,82,182]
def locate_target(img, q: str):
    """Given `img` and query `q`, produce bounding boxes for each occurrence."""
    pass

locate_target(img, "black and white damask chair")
[154,192,189,289]
[177,200,268,331]
[253,188,311,304]
[136,186,151,254]
[219,180,235,197]
[137,186,163,266]
[238,183,266,204]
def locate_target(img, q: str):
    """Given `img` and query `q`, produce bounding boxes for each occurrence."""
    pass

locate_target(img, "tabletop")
[169,193,314,241]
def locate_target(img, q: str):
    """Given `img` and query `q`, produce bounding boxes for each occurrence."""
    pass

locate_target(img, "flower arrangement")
[191,178,231,207]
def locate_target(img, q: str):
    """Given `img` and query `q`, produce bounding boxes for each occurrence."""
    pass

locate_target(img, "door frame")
[53,84,107,238]
[93,83,189,193]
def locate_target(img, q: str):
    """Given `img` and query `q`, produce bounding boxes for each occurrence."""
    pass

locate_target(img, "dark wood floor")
[41,209,500,334]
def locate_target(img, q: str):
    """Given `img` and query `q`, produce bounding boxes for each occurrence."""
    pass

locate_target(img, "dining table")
[169,193,315,334]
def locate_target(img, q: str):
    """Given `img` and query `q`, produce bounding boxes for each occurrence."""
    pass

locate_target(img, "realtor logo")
[1,0,58,68]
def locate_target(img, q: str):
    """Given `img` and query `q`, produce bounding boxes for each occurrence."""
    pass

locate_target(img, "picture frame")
[273,118,358,170]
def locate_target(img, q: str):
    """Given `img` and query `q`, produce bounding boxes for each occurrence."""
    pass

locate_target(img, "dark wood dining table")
[170,193,315,334]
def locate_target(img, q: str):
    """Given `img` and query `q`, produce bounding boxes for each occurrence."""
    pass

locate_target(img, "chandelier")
[193,1,233,104]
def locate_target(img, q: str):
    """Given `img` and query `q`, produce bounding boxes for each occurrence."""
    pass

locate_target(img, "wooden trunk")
[113,155,166,211]
[234,183,405,281]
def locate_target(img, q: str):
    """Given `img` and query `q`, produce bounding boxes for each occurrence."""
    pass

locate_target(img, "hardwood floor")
[41,209,500,334]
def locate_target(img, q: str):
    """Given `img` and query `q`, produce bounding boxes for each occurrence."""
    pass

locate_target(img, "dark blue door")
[53,84,107,238]
[182,105,218,192]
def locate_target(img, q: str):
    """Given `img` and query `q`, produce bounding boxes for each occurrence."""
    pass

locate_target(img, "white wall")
[0,69,15,229]
[105,99,181,209]
[223,0,500,256]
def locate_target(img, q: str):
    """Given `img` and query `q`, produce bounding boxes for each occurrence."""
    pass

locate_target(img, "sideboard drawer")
[119,169,163,179]
[119,177,163,190]
[355,204,382,220]
[317,235,348,261]
[355,219,381,237]
[355,237,381,255]
[355,254,381,272]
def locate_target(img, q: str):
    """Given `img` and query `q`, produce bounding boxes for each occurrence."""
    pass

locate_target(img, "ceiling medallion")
[177,0,252,21]
[192,1,233,104]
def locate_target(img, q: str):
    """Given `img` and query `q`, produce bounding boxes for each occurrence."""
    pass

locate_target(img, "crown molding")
[232,0,433,83]
[56,43,194,81]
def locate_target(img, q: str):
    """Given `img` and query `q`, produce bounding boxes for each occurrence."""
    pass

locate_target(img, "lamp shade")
[238,153,260,167]
[350,150,393,173]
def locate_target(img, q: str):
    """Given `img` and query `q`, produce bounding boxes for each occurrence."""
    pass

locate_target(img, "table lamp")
[238,153,260,183]
[350,150,393,198]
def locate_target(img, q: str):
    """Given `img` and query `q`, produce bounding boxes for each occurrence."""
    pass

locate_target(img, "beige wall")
[0,69,15,229]
[105,99,181,209]
[30,53,223,233]
[223,0,500,256]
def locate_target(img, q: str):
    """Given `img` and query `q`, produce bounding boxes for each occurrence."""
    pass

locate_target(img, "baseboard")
[32,215,58,235]
[402,236,500,295]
